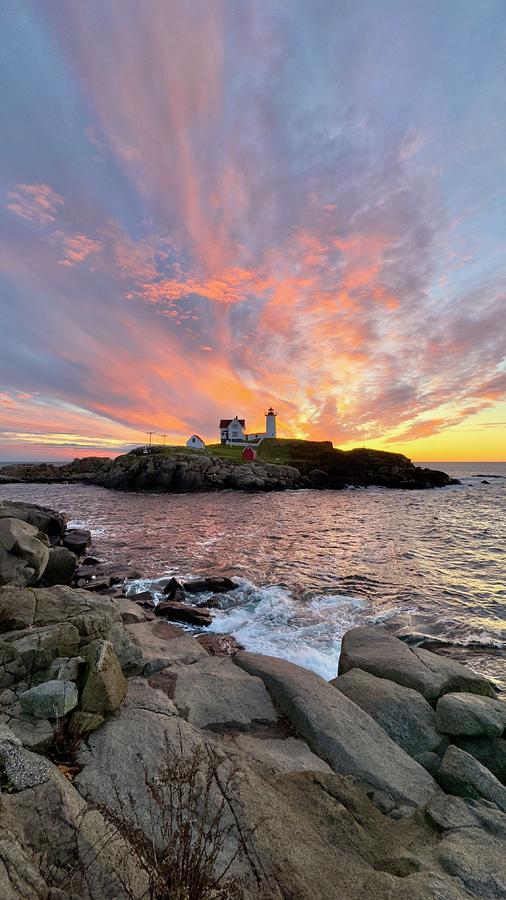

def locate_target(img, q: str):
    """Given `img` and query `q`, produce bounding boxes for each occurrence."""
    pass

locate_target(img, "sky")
[1,0,505,462]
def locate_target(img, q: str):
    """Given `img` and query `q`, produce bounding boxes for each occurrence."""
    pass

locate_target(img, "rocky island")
[0,498,505,899]
[0,439,456,492]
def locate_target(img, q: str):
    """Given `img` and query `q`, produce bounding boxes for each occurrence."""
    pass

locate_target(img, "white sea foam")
[66,518,106,538]
[127,575,370,680]
[205,579,368,680]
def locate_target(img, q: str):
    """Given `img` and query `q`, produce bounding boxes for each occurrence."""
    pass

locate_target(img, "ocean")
[1,462,504,687]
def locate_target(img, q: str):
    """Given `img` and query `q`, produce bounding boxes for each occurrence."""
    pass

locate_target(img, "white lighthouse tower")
[265,407,277,438]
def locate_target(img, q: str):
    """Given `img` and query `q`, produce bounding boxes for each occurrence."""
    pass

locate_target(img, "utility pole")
[146,431,153,450]
[160,434,167,446]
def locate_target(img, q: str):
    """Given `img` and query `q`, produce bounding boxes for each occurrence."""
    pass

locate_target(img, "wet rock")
[20,680,78,719]
[129,589,156,608]
[75,561,137,584]
[235,651,439,810]
[83,577,113,592]
[39,545,77,586]
[197,594,222,609]
[162,576,185,599]
[183,575,237,594]
[338,626,496,702]
[62,527,92,555]
[0,518,49,587]
[435,691,506,738]
[439,745,506,812]
[80,639,128,714]
[196,633,242,656]
[173,656,278,731]
[154,600,213,626]
[332,667,443,761]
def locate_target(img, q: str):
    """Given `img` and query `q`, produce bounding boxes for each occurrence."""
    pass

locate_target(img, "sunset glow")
[1,1,505,461]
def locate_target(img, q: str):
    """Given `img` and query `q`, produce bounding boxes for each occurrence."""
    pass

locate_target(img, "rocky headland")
[1,499,505,899]
[0,441,456,493]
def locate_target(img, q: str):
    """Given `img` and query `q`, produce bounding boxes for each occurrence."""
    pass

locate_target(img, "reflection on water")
[1,462,505,684]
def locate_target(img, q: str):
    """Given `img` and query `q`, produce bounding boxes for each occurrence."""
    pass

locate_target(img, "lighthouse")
[265,407,277,438]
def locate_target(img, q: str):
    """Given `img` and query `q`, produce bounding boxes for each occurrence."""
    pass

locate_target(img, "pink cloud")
[6,182,64,225]
[53,231,104,266]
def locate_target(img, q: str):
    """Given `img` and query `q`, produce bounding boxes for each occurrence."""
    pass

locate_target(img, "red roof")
[219,419,245,428]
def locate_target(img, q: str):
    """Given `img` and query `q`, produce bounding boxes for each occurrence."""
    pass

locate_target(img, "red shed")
[242,446,257,461]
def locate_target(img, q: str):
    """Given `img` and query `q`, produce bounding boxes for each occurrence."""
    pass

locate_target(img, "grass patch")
[256,438,334,466]
[205,444,244,461]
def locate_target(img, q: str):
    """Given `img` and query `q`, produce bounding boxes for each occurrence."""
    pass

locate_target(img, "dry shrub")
[46,715,86,767]
[49,733,254,899]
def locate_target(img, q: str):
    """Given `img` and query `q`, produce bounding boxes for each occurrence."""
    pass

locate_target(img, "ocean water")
[1,462,505,686]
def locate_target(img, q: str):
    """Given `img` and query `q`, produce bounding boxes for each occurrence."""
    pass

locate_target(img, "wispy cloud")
[6,182,64,225]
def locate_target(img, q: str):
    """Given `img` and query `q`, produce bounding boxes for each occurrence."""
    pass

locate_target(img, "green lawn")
[205,443,244,461]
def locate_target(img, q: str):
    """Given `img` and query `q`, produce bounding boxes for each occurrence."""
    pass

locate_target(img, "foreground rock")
[339,626,496,703]
[126,618,207,675]
[435,691,506,738]
[0,500,66,539]
[0,518,49,587]
[40,545,77,586]
[439,745,506,812]
[0,758,149,898]
[332,667,444,767]
[453,735,506,782]
[20,679,78,718]
[173,656,278,731]
[0,584,142,695]
[80,639,128,714]
[235,651,439,810]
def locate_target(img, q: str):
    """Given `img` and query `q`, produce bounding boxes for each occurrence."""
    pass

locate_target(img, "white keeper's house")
[219,408,277,446]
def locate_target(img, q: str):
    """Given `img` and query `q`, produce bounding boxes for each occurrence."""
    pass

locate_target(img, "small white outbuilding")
[186,434,205,449]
